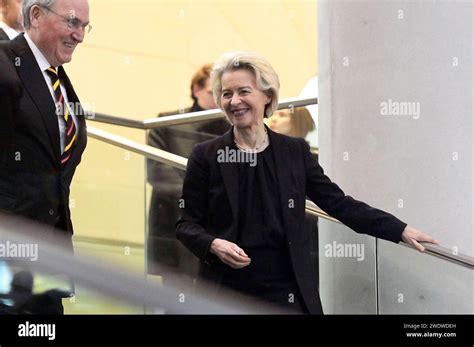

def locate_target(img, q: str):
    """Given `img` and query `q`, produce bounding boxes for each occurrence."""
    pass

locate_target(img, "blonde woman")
[176,51,438,314]
[267,107,315,139]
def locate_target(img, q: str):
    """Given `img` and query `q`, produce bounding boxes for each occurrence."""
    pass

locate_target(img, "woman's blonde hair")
[211,51,280,118]
[274,107,315,138]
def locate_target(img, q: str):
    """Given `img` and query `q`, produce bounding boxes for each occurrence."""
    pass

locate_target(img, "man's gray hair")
[23,0,56,29]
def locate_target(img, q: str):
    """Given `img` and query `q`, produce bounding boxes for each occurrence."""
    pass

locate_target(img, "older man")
[0,0,90,313]
[0,0,23,40]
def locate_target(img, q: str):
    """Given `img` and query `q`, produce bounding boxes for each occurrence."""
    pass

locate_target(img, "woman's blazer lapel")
[217,130,239,228]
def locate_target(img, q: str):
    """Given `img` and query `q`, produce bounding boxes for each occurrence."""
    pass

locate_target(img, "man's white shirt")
[24,33,78,155]
[0,21,19,40]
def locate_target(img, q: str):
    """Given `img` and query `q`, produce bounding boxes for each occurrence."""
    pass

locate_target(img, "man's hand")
[210,238,251,269]
[401,225,440,252]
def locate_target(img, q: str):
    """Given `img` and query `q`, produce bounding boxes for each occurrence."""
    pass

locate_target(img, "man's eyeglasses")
[40,6,92,34]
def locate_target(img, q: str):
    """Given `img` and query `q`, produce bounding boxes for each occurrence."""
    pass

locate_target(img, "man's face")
[2,0,23,32]
[33,0,89,67]
[193,78,217,110]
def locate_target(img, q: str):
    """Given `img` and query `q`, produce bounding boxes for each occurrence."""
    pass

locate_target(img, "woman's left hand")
[401,225,440,252]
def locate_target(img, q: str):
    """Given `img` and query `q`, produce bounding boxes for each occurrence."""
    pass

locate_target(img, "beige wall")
[69,0,318,244]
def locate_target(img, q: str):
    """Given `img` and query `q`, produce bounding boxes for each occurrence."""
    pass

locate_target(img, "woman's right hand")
[210,238,251,269]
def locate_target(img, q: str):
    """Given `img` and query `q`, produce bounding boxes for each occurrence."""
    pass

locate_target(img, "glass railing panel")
[65,240,145,314]
[378,241,474,314]
[144,118,231,309]
[67,136,146,313]
[318,218,378,314]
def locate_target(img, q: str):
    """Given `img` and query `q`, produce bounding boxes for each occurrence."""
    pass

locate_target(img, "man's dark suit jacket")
[0,34,87,251]
[176,126,407,314]
[0,28,10,41]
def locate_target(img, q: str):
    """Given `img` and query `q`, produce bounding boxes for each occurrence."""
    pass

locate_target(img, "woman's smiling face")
[220,69,271,129]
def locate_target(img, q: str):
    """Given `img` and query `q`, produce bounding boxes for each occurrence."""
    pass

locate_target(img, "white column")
[318,0,472,313]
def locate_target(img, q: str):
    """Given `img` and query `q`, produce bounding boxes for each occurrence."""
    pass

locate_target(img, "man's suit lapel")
[0,28,9,41]
[11,34,61,165]
[218,129,239,226]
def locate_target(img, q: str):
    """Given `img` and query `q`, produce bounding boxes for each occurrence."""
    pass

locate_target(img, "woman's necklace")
[234,127,268,152]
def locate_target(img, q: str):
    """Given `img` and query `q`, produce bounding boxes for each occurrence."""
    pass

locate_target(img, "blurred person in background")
[267,106,315,139]
[299,75,318,148]
[147,63,230,290]
[0,0,23,304]
[0,0,23,40]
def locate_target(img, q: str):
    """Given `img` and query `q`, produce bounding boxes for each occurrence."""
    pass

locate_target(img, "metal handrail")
[87,126,474,270]
[87,113,146,129]
[85,97,318,129]
[0,215,285,314]
[87,126,187,170]
[305,201,473,270]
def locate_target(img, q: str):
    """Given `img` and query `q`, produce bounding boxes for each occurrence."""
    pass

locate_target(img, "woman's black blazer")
[176,126,406,314]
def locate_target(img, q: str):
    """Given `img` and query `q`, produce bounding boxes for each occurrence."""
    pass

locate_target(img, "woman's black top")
[220,143,307,313]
